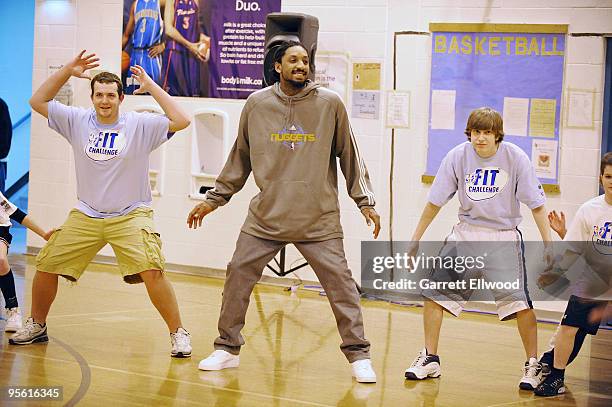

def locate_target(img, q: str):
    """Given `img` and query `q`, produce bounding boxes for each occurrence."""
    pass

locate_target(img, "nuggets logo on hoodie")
[270,124,316,150]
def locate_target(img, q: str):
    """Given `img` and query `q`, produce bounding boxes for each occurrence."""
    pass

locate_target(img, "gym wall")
[27,0,611,312]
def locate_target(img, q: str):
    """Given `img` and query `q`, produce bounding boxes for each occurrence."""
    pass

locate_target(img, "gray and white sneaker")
[4,307,23,332]
[170,327,192,358]
[9,317,48,345]
[405,348,441,380]
[519,357,543,390]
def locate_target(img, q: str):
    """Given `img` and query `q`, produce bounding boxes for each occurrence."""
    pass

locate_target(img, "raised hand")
[361,207,381,239]
[130,65,155,95]
[187,202,215,229]
[548,210,567,239]
[68,50,100,79]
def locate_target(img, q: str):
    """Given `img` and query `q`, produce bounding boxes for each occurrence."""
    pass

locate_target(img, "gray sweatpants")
[214,232,371,362]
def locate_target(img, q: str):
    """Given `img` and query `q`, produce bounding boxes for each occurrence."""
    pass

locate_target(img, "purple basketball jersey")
[167,0,200,52]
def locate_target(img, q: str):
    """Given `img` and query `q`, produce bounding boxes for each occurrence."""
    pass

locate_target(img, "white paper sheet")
[386,91,411,128]
[567,89,594,128]
[430,90,455,130]
[502,97,529,137]
[315,53,350,103]
[531,139,558,179]
[352,91,380,120]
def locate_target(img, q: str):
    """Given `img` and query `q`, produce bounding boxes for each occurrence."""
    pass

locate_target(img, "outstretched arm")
[20,216,54,241]
[333,100,380,238]
[130,65,190,132]
[6,207,53,241]
[404,202,441,265]
[186,106,252,229]
[532,205,552,242]
[29,50,100,119]
[412,202,441,242]
[532,205,553,263]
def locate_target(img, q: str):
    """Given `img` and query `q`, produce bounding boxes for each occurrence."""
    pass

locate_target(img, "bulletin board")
[424,23,568,193]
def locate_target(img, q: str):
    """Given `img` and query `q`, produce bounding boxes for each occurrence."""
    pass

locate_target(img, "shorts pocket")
[35,228,63,262]
[140,227,165,266]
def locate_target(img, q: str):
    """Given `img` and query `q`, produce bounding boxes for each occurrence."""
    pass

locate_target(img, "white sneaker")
[4,307,23,332]
[519,357,543,390]
[351,359,377,383]
[405,348,441,380]
[9,317,48,345]
[170,327,192,358]
[198,350,240,371]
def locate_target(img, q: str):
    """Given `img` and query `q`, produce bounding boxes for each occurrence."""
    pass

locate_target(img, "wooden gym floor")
[0,254,610,406]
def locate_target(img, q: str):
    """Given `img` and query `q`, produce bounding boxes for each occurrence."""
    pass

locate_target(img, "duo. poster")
[121,0,281,99]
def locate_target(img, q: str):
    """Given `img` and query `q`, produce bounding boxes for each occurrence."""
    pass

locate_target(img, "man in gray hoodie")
[187,41,380,383]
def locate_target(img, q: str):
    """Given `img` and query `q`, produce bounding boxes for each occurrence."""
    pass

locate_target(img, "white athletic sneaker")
[170,327,192,358]
[9,317,48,345]
[4,307,23,332]
[519,357,543,390]
[405,348,441,380]
[351,359,377,383]
[198,350,240,371]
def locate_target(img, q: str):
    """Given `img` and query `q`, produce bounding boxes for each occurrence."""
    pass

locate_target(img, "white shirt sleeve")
[563,204,588,254]
[0,192,17,218]
[47,100,84,144]
[139,112,171,151]
[428,152,458,207]
[515,152,546,209]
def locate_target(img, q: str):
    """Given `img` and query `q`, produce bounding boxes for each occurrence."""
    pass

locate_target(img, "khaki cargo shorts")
[36,207,165,284]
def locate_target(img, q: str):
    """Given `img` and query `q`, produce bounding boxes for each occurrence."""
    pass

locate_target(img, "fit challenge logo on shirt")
[270,124,316,151]
[85,131,127,161]
[464,167,509,201]
[592,221,612,255]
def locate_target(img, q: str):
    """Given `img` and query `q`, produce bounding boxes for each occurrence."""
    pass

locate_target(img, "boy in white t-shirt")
[535,152,612,397]
[404,107,552,390]
[0,192,53,331]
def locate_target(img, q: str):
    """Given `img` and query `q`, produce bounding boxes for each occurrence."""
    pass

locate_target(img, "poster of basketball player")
[122,0,167,95]
[121,0,282,99]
